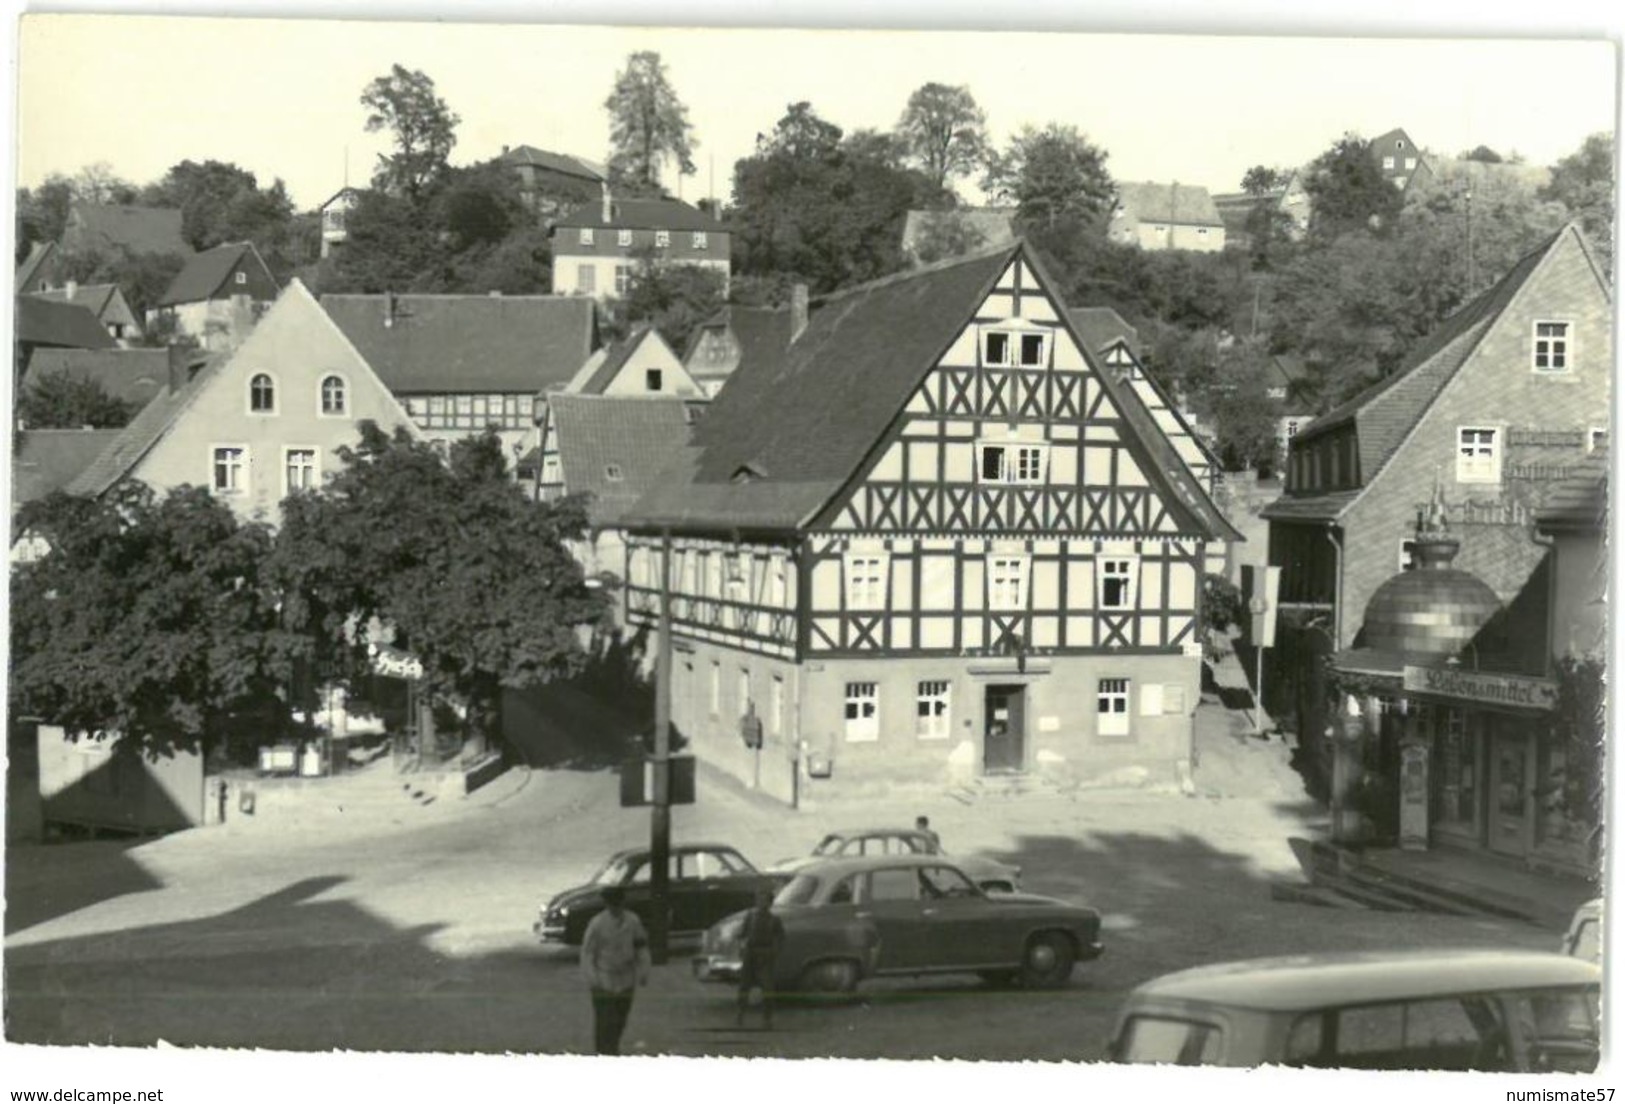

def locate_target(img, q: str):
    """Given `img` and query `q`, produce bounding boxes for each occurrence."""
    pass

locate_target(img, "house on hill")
[61,203,190,258]
[497,144,606,218]
[1108,183,1226,252]
[319,187,362,259]
[30,282,143,345]
[150,242,279,352]
[1371,127,1432,192]
[551,195,730,299]
[619,241,1240,803]
[13,295,116,388]
[66,280,421,525]
[322,293,598,463]
[682,299,800,398]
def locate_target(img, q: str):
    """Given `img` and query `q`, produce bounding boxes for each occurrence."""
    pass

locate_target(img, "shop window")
[844,682,879,742]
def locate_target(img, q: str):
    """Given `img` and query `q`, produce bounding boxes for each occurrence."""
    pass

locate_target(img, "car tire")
[1020,932,1076,989]
[799,958,860,997]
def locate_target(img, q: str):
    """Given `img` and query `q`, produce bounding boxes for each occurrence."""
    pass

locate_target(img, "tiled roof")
[548,394,695,528]
[498,145,606,183]
[14,297,116,351]
[578,326,657,395]
[1066,307,1139,356]
[158,242,273,307]
[553,197,725,233]
[31,283,120,318]
[64,356,224,498]
[16,241,56,290]
[900,208,1018,258]
[1260,489,1365,522]
[11,428,124,510]
[24,348,172,407]
[322,294,596,394]
[627,241,1240,542]
[684,305,794,385]
[1535,456,1608,531]
[67,203,189,256]
[1114,182,1224,228]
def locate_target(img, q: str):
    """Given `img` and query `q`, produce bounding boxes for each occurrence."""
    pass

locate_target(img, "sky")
[13,12,1620,212]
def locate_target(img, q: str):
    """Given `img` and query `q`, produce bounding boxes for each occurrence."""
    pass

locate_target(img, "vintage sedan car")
[1561,898,1602,964]
[1107,949,1601,1071]
[693,855,1102,993]
[770,827,1022,893]
[535,843,784,946]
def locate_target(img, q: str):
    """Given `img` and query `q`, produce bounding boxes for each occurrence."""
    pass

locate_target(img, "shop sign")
[371,644,424,681]
[1401,665,1557,711]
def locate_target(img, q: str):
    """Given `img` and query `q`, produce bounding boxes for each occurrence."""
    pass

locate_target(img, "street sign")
[1242,565,1282,648]
[618,754,697,807]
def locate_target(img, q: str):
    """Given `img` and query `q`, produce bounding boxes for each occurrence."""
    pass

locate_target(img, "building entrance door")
[1488,724,1531,857]
[983,685,1025,774]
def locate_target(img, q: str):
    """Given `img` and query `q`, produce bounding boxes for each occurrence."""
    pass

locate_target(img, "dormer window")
[655,230,671,248]
[692,231,708,249]
[604,464,624,482]
[235,271,248,285]
[1533,321,1571,373]
[249,373,276,414]
[579,228,595,245]
[617,229,632,247]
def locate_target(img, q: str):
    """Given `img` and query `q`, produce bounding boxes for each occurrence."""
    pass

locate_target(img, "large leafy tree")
[15,173,76,258]
[9,485,293,759]
[1303,133,1404,240]
[1202,341,1289,474]
[140,159,301,277]
[1241,165,1286,196]
[604,51,697,196]
[731,102,939,294]
[1540,132,1614,274]
[56,246,187,320]
[269,423,610,757]
[611,246,728,352]
[894,82,990,194]
[15,373,137,429]
[361,65,460,202]
[984,123,1114,230]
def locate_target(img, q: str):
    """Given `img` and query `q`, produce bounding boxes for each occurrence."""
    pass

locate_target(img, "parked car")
[1561,898,1602,963]
[770,827,1022,893]
[693,855,1102,994]
[535,843,785,946]
[1106,949,1601,1071]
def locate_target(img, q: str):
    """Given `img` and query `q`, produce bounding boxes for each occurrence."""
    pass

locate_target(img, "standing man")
[737,887,786,1030]
[580,885,651,1055]
[915,815,941,851]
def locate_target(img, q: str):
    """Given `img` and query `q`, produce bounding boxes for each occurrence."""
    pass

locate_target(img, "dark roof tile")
[553,198,724,233]
[67,204,190,256]
[11,428,124,509]
[14,297,116,350]
[158,242,274,307]
[24,348,172,407]
[548,394,695,528]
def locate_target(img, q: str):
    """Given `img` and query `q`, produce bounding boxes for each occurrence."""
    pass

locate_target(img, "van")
[1561,898,1602,964]
[1107,949,1599,1071]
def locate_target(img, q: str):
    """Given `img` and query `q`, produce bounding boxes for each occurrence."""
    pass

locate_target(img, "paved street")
[5,705,1558,1060]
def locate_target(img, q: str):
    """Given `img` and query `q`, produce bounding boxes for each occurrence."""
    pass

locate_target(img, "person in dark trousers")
[580,885,651,1055]
[737,887,786,1029]
[915,815,941,851]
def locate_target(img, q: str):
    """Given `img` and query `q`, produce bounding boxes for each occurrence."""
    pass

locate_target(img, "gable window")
[320,375,348,416]
[645,368,664,392]
[249,373,276,414]
[212,446,248,495]
[284,447,318,493]
[604,464,624,482]
[978,442,1048,485]
[234,271,248,286]
[578,228,595,245]
[1396,139,1407,150]
[844,682,879,742]
[692,231,708,249]
[1382,156,1396,170]
[916,680,951,740]
[1019,332,1049,366]
[843,551,889,611]
[1456,427,1502,484]
[1533,321,1571,373]
[617,229,633,247]
[1099,557,1139,610]
[1097,678,1131,738]
[1286,419,1300,438]
[655,230,671,248]
[983,331,1011,366]
[987,554,1031,611]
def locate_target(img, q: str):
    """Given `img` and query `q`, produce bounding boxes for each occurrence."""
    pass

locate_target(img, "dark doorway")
[983,684,1026,774]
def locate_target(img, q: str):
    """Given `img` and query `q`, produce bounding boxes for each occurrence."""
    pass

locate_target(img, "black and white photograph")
[3,2,1618,1099]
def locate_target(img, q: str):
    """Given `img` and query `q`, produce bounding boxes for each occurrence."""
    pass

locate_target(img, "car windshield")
[812,835,845,856]
[775,874,822,907]
[591,856,639,886]
[1115,1016,1224,1065]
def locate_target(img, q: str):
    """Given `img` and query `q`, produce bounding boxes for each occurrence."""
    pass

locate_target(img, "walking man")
[580,885,651,1055]
[915,815,941,851]
[737,887,786,1030]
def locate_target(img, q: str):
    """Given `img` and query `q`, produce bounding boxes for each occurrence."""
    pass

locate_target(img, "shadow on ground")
[5,837,166,937]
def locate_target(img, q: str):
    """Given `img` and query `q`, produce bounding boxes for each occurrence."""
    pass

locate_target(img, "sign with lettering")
[371,644,424,681]
[1401,666,1557,711]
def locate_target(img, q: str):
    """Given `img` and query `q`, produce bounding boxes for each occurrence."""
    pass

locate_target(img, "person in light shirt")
[580,885,651,1055]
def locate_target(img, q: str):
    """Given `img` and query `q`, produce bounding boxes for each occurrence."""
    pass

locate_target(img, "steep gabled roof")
[1066,307,1140,357]
[64,356,225,498]
[12,429,124,510]
[1536,455,1608,532]
[13,297,116,350]
[24,348,172,407]
[158,242,275,307]
[548,394,694,528]
[578,326,662,395]
[322,294,596,393]
[626,241,1240,541]
[1114,182,1224,228]
[66,203,189,256]
[498,145,605,183]
[31,283,121,318]
[683,305,795,386]
[553,197,725,233]
[16,241,56,290]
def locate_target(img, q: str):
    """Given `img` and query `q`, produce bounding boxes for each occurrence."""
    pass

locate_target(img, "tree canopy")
[894,82,990,195]
[1540,132,1614,274]
[361,65,461,202]
[1304,133,1403,240]
[16,373,138,429]
[609,246,729,353]
[140,159,302,275]
[604,51,697,196]
[984,123,1114,230]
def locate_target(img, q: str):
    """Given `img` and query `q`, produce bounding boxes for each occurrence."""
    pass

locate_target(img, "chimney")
[790,283,809,344]
[601,182,612,224]
[167,344,190,392]
[384,291,397,329]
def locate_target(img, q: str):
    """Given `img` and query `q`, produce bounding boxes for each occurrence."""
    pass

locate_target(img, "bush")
[1203,573,1245,634]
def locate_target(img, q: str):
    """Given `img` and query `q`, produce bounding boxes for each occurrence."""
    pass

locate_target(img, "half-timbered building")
[620,242,1240,803]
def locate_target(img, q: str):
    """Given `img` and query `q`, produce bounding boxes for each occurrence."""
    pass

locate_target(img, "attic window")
[235,271,248,285]
[732,462,767,485]
[604,464,625,482]
[617,229,633,247]
[656,230,671,248]
[983,328,1050,368]
[646,369,664,392]
[692,231,709,249]
[579,228,595,246]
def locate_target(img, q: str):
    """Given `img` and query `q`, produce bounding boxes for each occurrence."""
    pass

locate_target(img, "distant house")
[900,208,1018,265]
[13,296,116,387]
[564,325,704,400]
[322,293,598,462]
[550,195,730,299]
[22,348,176,416]
[1108,183,1226,252]
[67,280,421,525]
[16,241,64,294]
[30,282,143,345]
[1212,170,1313,248]
[60,203,190,258]
[1371,128,1432,193]
[682,298,802,398]
[497,144,606,218]
[150,242,279,352]
[9,428,125,563]
[319,187,362,259]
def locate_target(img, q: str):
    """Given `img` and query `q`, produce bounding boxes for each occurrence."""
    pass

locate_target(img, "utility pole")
[649,529,673,964]
[1465,186,1475,295]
